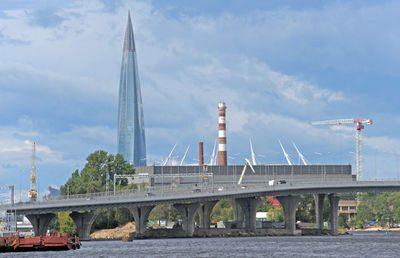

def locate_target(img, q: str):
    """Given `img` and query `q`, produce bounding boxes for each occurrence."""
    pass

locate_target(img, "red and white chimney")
[218,102,227,166]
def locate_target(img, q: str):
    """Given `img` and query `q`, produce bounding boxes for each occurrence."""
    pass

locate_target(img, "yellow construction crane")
[28,142,38,201]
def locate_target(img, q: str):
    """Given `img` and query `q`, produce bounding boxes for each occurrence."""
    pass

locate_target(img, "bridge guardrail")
[3,179,400,210]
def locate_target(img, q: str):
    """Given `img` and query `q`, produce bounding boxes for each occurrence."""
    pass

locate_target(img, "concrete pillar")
[198,201,218,228]
[128,206,154,235]
[276,195,302,234]
[26,213,55,236]
[69,211,98,240]
[229,199,244,221]
[314,194,325,229]
[328,194,340,236]
[235,197,262,230]
[174,203,201,236]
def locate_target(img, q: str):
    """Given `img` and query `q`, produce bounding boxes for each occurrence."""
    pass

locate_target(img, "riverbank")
[89,222,349,240]
[90,222,136,240]
[352,226,400,232]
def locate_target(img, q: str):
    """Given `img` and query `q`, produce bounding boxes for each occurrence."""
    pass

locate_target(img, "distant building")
[117,11,147,166]
[338,196,357,221]
[47,186,60,198]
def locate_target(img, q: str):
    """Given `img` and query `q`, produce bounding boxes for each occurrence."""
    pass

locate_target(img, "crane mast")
[312,118,372,180]
[28,142,38,201]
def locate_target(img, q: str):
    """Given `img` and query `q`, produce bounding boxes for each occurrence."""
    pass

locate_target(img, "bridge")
[3,179,400,240]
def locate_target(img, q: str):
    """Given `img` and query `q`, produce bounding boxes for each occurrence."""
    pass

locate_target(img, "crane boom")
[312,117,372,180]
[312,118,372,125]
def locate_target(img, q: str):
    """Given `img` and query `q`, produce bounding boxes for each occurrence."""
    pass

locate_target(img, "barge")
[0,233,81,252]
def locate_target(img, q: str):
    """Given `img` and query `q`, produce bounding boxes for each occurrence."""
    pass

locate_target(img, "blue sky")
[1,0,400,200]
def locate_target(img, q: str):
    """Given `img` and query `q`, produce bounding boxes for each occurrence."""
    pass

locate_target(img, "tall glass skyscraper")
[117,11,147,166]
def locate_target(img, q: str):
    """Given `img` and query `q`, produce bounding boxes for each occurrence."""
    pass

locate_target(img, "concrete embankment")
[132,228,349,239]
[90,222,349,240]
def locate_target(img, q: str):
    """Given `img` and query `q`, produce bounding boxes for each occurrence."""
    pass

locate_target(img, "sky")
[1,0,400,201]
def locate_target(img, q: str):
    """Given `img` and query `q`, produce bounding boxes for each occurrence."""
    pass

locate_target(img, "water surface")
[2,231,399,257]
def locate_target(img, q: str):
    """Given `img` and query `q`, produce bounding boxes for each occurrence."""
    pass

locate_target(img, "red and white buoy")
[218,102,227,166]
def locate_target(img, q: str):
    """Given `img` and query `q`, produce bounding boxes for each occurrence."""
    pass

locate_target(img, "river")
[2,232,399,257]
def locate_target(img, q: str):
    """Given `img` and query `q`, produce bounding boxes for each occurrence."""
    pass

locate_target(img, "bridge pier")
[128,206,154,235]
[328,194,340,236]
[314,194,326,229]
[174,203,201,236]
[26,213,55,236]
[198,201,218,229]
[235,197,262,230]
[229,199,244,221]
[276,195,302,235]
[69,211,98,240]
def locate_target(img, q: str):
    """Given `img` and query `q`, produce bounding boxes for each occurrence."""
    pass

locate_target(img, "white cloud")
[0,0,400,185]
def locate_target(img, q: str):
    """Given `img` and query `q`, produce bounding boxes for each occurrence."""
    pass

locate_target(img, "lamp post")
[67,184,70,199]
[106,167,109,196]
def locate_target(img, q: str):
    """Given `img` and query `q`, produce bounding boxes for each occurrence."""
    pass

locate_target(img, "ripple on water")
[1,232,400,258]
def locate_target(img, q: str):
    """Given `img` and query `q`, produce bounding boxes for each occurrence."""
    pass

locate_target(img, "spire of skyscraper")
[123,11,136,52]
[117,11,147,166]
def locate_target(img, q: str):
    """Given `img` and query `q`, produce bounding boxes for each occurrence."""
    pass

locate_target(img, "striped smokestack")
[218,102,227,166]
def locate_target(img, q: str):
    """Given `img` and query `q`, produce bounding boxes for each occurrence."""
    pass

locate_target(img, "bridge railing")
[4,179,400,209]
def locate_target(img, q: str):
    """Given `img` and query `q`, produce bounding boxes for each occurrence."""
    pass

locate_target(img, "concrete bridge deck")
[2,180,400,240]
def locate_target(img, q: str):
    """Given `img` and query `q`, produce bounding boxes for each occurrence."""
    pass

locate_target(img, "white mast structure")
[237,158,255,185]
[312,118,372,180]
[278,139,292,165]
[249,138,258,165]
[162,144,177,166]
[292,141,311,165]
[180,144,190,166]
[209,139,217,166]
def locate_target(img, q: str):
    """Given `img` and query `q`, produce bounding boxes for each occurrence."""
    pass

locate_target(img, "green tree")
[374,193,393,227]
[149,205,181,221]
[339,213,349,229]
[258,198,273,212]
[355,203,375,228]
[57,150,136,233]
[211,200,233,222]
[60,151,135,195]
[58,212,77,235]
[296,194,315,223]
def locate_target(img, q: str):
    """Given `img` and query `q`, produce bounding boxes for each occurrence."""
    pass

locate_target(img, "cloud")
[0,0,400,188]
[29,8,66,28]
